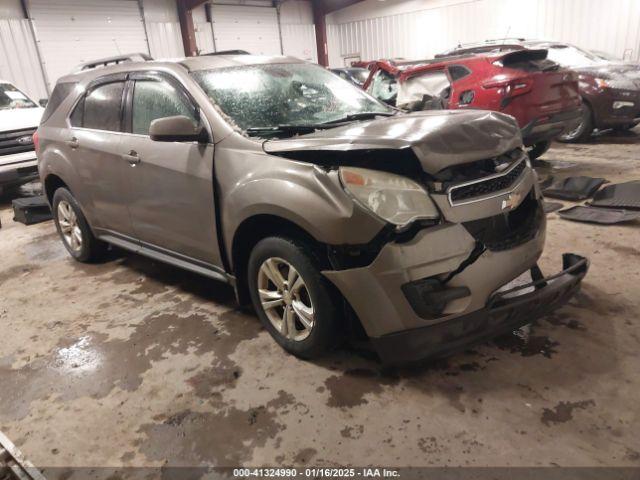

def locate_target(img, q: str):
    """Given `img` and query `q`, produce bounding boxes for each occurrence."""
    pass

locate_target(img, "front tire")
[247,236,341,359]
[52,188,107,262]
[557,101,593,143]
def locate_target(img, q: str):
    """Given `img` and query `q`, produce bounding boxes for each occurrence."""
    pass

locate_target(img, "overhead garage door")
[210,5,281,55]
[27,0,149,88]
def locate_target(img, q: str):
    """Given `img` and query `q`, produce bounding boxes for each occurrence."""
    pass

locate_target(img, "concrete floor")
[1,131,639,472]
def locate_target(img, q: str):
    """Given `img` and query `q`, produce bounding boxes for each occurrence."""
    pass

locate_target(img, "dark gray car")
[37,54,588,363]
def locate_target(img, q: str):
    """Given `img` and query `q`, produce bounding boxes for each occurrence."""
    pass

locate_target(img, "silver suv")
[37,53,588,363]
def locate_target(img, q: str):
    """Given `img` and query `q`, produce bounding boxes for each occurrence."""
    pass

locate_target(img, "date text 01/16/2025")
[233,468,401,478]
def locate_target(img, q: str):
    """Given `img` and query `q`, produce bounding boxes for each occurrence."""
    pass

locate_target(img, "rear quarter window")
[41,82,76,123]
[448,65,471,81]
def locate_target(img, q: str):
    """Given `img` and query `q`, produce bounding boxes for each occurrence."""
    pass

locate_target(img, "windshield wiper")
[246,123,348,137]
[320,111,396,125]
[245,112,397,137]
[246,124,318,136]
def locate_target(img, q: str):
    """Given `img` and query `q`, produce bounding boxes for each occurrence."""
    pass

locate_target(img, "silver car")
[37,53,588,363]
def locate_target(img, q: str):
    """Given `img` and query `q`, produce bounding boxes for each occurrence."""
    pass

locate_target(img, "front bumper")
[371,253,588,364]
[521,108,583,145]
[0,151,39,190]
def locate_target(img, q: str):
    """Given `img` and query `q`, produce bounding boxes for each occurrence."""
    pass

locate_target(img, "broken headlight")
[339,167,440,227]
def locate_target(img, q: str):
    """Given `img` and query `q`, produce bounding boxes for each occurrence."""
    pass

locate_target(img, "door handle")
[122,150,141,166]
[67,137,79,149]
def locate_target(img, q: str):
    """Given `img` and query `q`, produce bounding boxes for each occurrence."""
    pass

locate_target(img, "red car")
[362,50,582,159]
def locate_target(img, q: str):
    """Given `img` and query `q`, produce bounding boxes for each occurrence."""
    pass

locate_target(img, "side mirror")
[39,98,48,107]
[149,115,208,143]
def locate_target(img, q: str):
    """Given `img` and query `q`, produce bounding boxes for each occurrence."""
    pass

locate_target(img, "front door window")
[132,79,198,135]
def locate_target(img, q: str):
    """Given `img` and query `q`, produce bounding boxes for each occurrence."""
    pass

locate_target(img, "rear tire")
[527,140,551,160]
[247,236,341,359]
[52,188,107,262]
[557,101,593,143]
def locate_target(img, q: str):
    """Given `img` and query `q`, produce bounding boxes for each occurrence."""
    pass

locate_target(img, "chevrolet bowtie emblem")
[501,192,522,211]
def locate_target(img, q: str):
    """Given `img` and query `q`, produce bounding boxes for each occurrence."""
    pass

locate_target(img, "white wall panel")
[195,21,215,54]
[210,5,281,55]
[281,23,316,62]
[142,0,183,58]
[327,0,640,66]
[28,0,150,87]
[280,0,316,62]
[0,18,48,100]
[280,0,313,24]
[142,0,178,22]
[146,21,182,58]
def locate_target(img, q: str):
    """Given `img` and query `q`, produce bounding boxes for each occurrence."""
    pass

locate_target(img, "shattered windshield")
[0,83,37,110]
[192,63,391,132]
[545,46,605,68]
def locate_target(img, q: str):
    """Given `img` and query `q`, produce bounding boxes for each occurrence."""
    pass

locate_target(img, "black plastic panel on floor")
[542,176,607,200]
[543,201,564,214]
[590,181,640,209]
[558,206,640,224]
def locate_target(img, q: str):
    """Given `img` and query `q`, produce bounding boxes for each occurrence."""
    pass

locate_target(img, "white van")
[0,80,45,194]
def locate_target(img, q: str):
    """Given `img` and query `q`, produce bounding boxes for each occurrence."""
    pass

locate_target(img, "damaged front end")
[264,110,588,364]
[371,253,588,364]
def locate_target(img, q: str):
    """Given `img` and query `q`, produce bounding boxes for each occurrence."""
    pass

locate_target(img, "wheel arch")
[43,173,70,205]
[581,95,595,122]
[231,214,326,305]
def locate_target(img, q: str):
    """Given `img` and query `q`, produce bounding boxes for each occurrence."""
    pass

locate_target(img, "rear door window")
[131,79,197,135]
[71,81,125,132]
[85,82,124,131]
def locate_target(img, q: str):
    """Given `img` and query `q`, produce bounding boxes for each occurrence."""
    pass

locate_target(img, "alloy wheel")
[57,200,83,253]
[257,257,315,342]
[559,119,584,141]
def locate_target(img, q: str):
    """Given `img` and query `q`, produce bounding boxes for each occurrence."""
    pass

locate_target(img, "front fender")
[222,160,385,256]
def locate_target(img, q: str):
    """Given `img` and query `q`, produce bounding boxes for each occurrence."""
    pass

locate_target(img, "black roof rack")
[74,53,152,72]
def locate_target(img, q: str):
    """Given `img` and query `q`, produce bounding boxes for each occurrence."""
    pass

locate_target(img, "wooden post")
[312,1,329,66]
[177,0,208,57]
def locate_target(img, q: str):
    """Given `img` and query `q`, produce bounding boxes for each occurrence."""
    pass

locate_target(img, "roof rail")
[484,37,526,43]
[201,50,250,56]
[73,53,153,73]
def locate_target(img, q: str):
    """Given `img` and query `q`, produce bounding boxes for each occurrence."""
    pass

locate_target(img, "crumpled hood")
[263,110,521,175]
[0,107,44,131]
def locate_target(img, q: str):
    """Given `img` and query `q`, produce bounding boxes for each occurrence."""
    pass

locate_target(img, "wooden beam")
[312,0,329,66]
[312,0,365,66]
[176,0,208,57]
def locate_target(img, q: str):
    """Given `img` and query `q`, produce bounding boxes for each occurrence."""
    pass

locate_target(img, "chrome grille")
[448,157,527,205]
[0,128,36,156]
